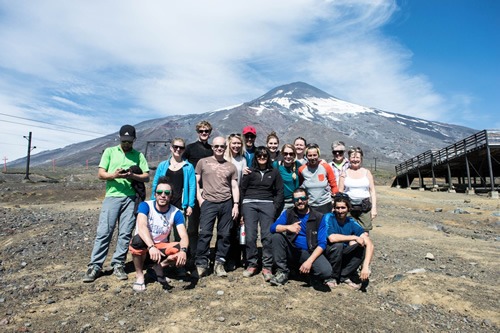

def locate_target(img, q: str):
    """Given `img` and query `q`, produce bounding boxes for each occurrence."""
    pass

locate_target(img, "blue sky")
[0,0,498,161]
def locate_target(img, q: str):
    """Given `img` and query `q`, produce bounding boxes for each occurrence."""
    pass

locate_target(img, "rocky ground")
[0,171,499,332]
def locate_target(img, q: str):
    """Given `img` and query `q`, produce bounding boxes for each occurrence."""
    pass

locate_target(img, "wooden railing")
[395,130,498,176]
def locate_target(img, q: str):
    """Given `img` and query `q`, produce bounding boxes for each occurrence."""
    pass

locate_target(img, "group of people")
[83,121,376,292]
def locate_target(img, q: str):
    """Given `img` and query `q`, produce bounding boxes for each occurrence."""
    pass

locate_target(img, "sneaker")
[196,266,208,278]
[242,267,257,278]
[113,265,128,281]
[83,266,100,283]
[262,268,273,282]
[342,278,361,290]
[214,261,228,277]
[270,270,288,286]
[325,279,338,288]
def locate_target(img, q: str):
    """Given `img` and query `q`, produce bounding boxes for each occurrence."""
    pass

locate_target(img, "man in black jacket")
[182,120,213,262]
[269,188,332,286]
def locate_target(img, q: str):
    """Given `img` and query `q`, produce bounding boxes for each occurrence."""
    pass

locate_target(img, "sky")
[0,0,498,162]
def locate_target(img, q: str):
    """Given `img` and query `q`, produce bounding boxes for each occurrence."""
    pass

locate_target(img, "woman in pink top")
[338,147,377,231]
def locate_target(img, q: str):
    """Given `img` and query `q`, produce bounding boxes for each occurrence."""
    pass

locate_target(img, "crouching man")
[269,188,332,286]
[324,195,374,289]
[129,178,188,291]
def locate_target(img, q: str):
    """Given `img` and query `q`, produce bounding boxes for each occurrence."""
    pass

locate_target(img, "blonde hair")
[224,133,246,161]
[196,120,212,132]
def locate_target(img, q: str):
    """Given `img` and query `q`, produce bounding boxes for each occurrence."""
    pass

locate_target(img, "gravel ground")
[0,173,499,332]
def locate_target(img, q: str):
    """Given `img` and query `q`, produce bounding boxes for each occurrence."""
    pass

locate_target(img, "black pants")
[271,232,331,280]
[325,242,364,282]
[195,200,233,268]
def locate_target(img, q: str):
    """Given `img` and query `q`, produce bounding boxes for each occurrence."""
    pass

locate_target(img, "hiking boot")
[242,267,257,278]
[214,261,228,277]
[113,265,128,280]
[262,268,273,282]
[196,266,208,278]
[270,270,288,286]
[342,278,361,290]
[325,279,338,288]
[83,266,100,283]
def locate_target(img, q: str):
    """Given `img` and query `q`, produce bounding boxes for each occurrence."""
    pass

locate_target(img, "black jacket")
[240,167,284,217]
[284,207,323,252]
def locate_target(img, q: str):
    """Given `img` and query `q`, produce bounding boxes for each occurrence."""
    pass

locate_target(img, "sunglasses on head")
[229,133,241,138]
[172,145,185,150]
[293,196,308,202]
[213,144,226,149]
[198,129,211,134]
[156,190,171,196]
[333,192,350,200]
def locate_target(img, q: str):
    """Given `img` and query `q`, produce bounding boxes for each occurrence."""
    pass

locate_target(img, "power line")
[0,112,108,136]
[0,119,105,137]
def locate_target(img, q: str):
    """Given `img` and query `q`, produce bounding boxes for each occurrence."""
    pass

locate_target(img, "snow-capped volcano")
[9,82,478,168]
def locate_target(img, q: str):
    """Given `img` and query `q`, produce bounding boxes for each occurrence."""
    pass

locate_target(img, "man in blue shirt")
[324,195,374,289]
[269,188,332,286]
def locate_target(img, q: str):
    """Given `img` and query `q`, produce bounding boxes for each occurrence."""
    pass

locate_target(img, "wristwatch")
[181,247,188,253]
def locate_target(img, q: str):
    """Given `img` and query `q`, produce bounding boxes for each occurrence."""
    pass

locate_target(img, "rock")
[435,208,443,212]
[217,317,225,322]
[216,290,224,296]
[492,212,500,217]
[392,274,404,282]
[406,268,426,274]
[118,320,127,326]
[464,199,471,203]
[425,253,435,261]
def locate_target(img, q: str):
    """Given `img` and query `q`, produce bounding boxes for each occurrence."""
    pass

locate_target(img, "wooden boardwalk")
[392,130,500,194]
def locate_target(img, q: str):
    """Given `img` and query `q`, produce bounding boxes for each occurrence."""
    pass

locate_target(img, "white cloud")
[0,0,481,160]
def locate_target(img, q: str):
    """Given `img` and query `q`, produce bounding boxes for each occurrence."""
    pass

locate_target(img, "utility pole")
[23,132,36,180]
[3,156,7,172]
[374,157,377,172]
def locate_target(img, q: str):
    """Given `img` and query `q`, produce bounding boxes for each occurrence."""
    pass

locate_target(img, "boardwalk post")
[465,154,474,195]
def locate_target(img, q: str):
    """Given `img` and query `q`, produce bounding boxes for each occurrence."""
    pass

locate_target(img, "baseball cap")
[242,126,256,136]
[119,125,136,141]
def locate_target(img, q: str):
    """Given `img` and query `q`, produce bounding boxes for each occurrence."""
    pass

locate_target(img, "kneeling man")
[269,188,332,286]
[129,178,188,291]
[325,195,374,289]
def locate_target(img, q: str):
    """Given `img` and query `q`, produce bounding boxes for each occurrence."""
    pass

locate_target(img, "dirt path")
[0,181,498,332]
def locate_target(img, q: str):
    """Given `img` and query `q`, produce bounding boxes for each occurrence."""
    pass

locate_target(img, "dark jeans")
[241,201,275,270]
[325,242,364,281]
[195,199,233,268]
[187,200,201,259]
[271,232,332,280]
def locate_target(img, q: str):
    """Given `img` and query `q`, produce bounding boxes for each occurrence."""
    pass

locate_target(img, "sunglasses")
[282,152,295,157]
[172,145,185,150]
[293,196,308,202]
[333,192,350,200]
[121,140,134,144]
[156,190,171,196]
[244,134,256,139]
[213,144,226,149]
[333,150,345,155]
[256,154,268,159]
[198,129,211,134]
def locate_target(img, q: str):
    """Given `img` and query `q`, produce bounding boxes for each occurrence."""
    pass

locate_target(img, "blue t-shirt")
[324,213,365,246]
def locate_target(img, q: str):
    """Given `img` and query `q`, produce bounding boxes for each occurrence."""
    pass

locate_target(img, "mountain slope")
[9,82,477,168]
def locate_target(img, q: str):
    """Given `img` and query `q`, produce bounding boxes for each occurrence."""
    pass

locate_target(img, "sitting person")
[324,195,374,290]
[129,178,188,291]
[269,188,332,286]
